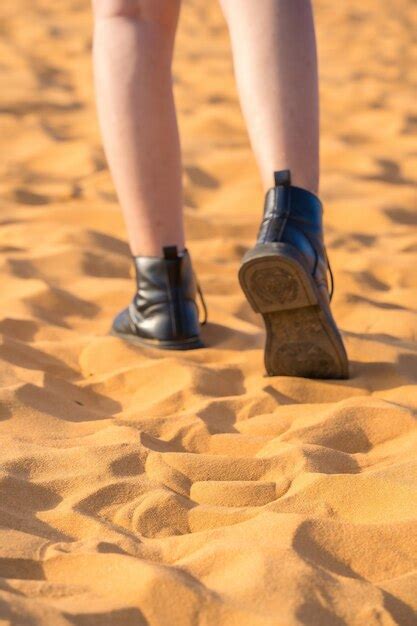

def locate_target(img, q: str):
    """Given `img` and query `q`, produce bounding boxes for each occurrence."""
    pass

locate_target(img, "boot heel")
[238,246,317,315]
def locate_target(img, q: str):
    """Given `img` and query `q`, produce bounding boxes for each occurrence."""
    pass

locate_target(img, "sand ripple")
[0,0,416,624]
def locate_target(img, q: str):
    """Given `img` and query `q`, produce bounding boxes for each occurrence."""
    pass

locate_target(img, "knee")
[92,0,180,27]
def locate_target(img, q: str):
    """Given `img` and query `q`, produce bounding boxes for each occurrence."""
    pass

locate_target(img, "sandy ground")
[0,0,416,624]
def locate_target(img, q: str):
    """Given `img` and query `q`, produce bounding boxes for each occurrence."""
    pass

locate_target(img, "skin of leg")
[219,0,320,195]
[92,0,184,257]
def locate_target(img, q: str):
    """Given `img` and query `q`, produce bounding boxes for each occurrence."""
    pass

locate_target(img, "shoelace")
[305,231,335,302]
[325,250,335,302]
[195,278,208,325]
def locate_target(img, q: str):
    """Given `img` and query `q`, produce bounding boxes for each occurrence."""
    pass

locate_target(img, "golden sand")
[0,0,416,624]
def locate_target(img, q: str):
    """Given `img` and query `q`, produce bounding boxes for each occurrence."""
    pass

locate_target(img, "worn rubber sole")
[239,243,349,379]
[110,328,204,351]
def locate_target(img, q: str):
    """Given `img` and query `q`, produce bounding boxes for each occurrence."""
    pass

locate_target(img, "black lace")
[325,249,335,302]
[196,278,208,325]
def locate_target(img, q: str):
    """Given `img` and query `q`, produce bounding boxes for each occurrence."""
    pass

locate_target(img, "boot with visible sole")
[239,170,349,379]
[111,246,206,350]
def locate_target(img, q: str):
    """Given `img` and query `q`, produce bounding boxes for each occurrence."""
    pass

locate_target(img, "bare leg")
[92,0,184,256]
[219,0,319,194]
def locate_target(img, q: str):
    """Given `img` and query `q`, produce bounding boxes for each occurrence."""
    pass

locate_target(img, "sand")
[0,0,416,624]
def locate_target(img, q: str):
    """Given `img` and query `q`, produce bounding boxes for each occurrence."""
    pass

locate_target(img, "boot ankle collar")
[264,170,323,226]
[263,185,323,225]
[132,246,188,262]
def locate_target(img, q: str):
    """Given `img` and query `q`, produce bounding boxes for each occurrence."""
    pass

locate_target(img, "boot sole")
[238,243,349,379]
[110,328,204,351]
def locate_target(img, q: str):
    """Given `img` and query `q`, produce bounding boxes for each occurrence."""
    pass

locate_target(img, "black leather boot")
[239,170,349,379]
[111,246,206,350]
